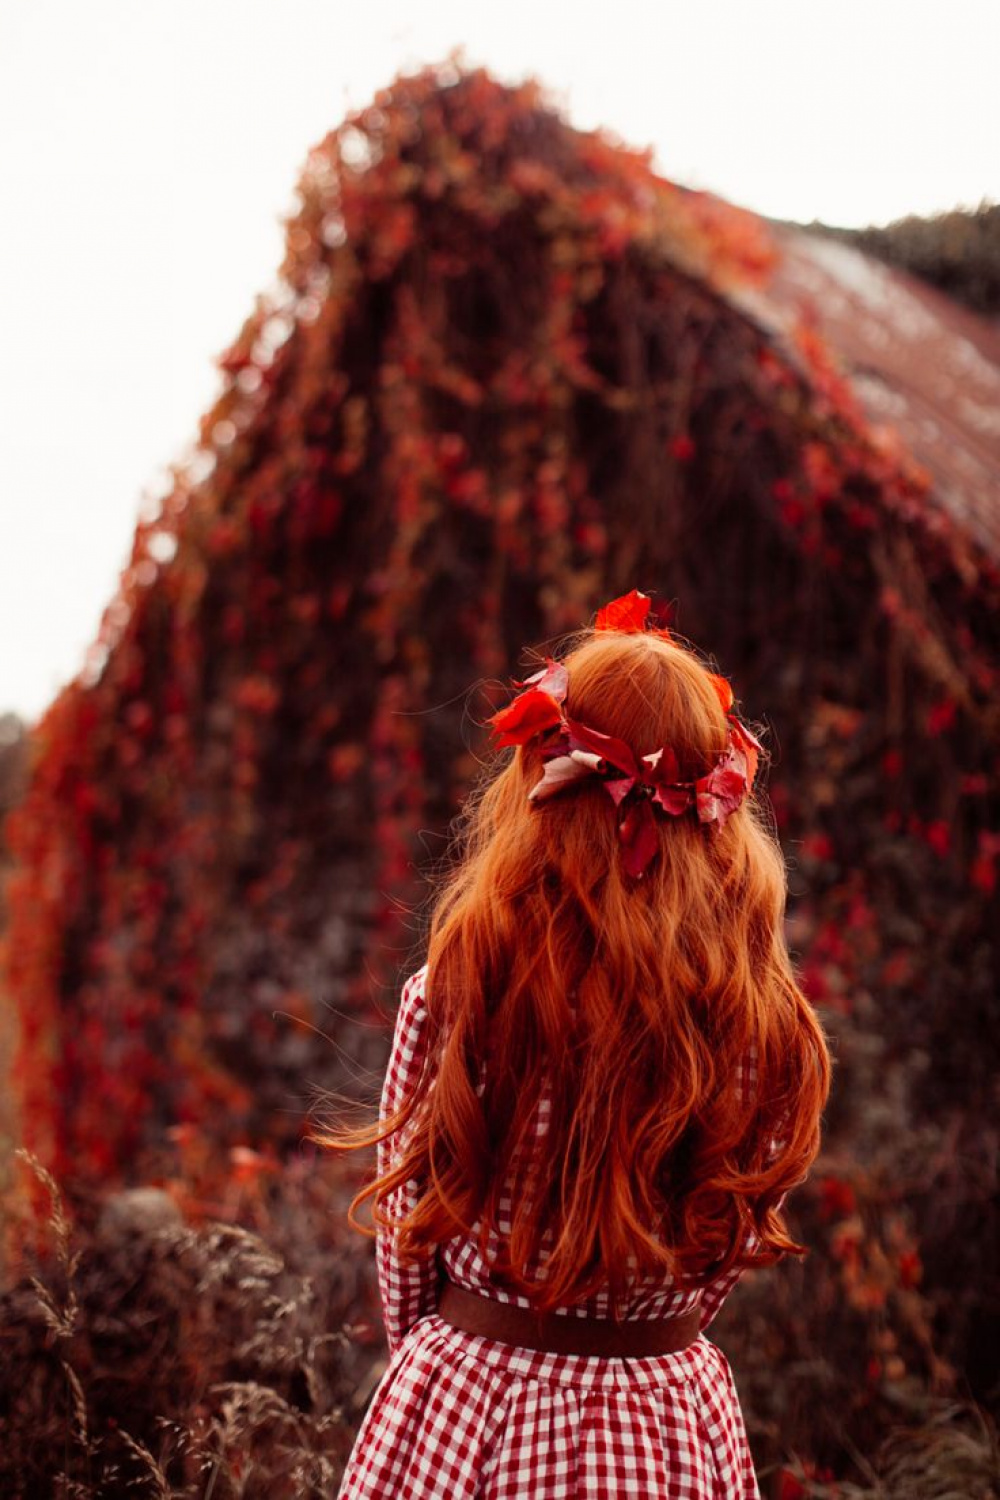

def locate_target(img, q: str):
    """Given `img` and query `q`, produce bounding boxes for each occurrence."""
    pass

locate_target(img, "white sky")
[1,0,997,723]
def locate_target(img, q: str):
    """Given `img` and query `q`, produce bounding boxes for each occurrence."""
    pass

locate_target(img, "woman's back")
[385,964,751,1334]
[345,963,762,1498]
[327,591,831,1498]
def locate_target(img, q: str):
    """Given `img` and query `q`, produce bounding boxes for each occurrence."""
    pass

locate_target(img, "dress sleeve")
[375,962,443,1355]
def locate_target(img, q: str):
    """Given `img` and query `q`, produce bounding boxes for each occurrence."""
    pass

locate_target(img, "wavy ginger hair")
[318,625,831,1318]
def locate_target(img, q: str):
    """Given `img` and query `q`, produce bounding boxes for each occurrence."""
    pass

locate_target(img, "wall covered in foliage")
[3,64,998,1482]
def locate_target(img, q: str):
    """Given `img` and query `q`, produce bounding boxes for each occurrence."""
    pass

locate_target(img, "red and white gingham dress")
[336,965,762,1498]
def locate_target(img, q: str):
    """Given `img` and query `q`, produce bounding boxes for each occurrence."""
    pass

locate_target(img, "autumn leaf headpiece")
[487,589,764,879]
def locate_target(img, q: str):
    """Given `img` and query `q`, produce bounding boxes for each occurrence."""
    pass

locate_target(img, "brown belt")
[436,1280,702,1357]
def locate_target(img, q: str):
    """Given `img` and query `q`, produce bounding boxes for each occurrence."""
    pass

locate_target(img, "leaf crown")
[487,589,764,879]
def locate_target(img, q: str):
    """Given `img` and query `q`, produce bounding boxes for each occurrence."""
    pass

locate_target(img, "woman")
[323,588,831,1498]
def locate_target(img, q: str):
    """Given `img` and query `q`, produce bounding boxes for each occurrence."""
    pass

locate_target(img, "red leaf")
[652,781,693,816]
[516,657,569,703]
[595,588,651,633]
[618,794,660,878]
[641,745,694,815]
[641,744,682,784]
[564,716,639,778]
[898,1249,923,1288]
[603,774,638,808]
[882,748,904,778]
[528,753,595,802]
[695,749,747,827]
[729,719,763,788]
[927,697,957,736]
[925,819,951,858]
[818,1174,857,1219]
[488,688,564,747]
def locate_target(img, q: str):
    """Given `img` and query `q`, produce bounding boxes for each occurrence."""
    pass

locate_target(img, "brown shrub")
[0,1149,381,1498]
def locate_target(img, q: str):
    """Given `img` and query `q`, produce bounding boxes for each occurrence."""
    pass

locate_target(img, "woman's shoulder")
[399,961,429,1017]
[407,960,429,994]
[391,961,430,1049]
[381,962,432,1117]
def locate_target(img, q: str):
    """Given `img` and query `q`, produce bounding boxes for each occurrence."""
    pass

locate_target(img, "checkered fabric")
[336,965,762,1498]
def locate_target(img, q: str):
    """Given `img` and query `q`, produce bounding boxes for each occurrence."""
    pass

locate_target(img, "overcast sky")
[2,0,997,722]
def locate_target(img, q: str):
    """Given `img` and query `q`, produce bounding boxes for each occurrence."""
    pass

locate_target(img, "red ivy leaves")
[594,587,656,633]
[488,687,564,747]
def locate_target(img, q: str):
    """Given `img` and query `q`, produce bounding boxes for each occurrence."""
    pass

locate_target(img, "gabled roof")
[732,223,1000,555]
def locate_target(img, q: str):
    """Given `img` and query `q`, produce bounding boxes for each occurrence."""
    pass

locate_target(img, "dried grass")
[0,1149,377,1498]
[3,1148,997,1497]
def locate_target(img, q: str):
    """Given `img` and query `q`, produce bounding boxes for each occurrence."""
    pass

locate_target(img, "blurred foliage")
[0,1148,378,1498]
[1,62,998,1490]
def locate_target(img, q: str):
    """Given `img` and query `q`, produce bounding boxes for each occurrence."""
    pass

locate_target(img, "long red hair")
[315,624,831,1317]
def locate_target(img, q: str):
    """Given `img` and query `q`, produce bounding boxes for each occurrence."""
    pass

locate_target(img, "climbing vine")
[2,64,998,1471]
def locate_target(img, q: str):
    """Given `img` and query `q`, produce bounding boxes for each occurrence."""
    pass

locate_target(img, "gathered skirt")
[335,1312,761,1498]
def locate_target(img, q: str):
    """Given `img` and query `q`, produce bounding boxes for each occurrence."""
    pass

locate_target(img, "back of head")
[363,613,831,1315]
